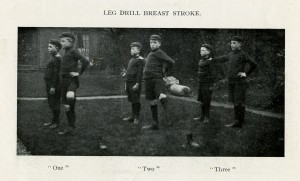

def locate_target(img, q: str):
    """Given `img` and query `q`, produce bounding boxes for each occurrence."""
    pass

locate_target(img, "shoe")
[203,117,210,124]
[49,124,59,129]
[133,118,139,124]
[58,127,74,136]
[44,122,53,126]
[123,117,134,122]
[99,143,107,150]
[190,141,201,148]
[141,124,159,130]
[193,115,204,122]
[225,120,242,128]
[186,141,201,148]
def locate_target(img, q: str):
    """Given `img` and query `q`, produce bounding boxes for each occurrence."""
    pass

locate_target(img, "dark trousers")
[197,82,213,117]
[60,76,78,128]
[228,82,247,124]
[46,84,61,124]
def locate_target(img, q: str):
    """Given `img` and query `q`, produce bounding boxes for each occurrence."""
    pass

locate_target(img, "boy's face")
[150,40,161,50]
[48,43,58,54]
[231,40,242,51]
[130,46,140,56]
[60,37,73,49]
[200,47,210,57]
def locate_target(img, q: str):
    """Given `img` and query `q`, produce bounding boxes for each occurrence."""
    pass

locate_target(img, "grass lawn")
[17,97,284,156]
[18,71,282,113]
[17,71,126,97]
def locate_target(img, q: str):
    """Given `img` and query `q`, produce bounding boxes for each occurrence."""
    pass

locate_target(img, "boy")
[213,36,258,128]
[142,35,175,130]
[193,44,215,124]
[58,32,89,135]
[123,42,145,124]
[43,39,61,129]
[187,44,216,148]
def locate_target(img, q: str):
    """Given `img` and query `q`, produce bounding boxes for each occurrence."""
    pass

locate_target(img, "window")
[77,33,90,60]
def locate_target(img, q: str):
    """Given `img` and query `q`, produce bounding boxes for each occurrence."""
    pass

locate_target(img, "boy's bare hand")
[132,83,139,91]
[237,72,246,77]
[70,72,79,77]
[49,87,55,94]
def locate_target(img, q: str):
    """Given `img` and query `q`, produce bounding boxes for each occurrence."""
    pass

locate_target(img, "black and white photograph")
[2,0,300,180]
[17,27,285,156]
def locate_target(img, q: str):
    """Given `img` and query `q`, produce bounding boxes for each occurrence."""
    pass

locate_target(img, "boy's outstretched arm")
[213,55,229,63]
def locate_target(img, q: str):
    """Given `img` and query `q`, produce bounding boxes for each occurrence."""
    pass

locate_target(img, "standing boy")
[43,39,61,129]
[122,42,145,124]
[213,36,258,128]
[193,44,216,124]
[142,35,175,130]
[58,32,89,135]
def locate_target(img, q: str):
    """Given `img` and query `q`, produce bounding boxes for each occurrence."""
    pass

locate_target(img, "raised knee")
[66,91,75,100]
[64,104,70,111]
[149,100,157,106]
[159,93,167,100]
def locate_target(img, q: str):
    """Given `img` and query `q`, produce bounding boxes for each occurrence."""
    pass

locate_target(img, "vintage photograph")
[17,27,284,156]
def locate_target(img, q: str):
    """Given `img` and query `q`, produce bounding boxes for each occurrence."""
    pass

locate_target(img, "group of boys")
[44,32,89,136]
[44,32,257,149]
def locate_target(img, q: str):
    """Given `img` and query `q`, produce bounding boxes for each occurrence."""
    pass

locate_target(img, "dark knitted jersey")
[44,54,61,88]
[126,56,145,83]
[214,50,258,83]
[60,47,89,76]
[143,49,175,79]
[198,57,217,83]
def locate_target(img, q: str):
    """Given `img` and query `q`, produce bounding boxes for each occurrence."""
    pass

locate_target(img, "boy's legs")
[226,83,246,128]
[59,77,77,135]
[124,81,142,124]
[203,82,213,123]
[194,84,204,121]
[44,84,60,128]
[143,79,159,130]
[50,89,61,128]
[155,78,172,127]
[123,81,135,122]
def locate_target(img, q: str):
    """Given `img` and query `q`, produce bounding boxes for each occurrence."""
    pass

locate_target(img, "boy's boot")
[160,98,172,126]
[186,133,200,148]
[203,104,210,124]
[225,106,242,128]
[142,105,159,130]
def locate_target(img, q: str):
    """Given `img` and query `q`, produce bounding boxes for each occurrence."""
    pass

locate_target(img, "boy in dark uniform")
[122,42,145,124]
[43,39,61,129]
[193,44,215,124]
[213,36,258,128]
[186,44,216,148]
[142,35,175,130]
[58,32,89,135]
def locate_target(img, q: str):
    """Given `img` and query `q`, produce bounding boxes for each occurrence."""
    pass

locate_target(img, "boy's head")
[48,39,61,54]
[230,36,243,51]
[59,32,75,49]
[150,34,161,50]
[200,44,213,58]
[130,42,142,56]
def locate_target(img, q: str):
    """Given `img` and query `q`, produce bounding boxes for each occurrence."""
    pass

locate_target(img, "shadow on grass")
[17,97,284,156]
